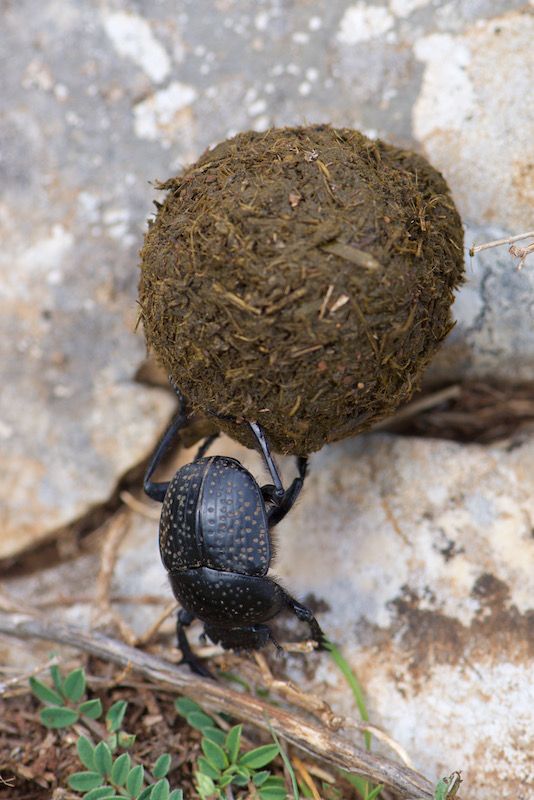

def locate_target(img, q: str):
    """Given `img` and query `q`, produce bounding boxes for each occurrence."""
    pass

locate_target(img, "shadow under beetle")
[144,389,326,677]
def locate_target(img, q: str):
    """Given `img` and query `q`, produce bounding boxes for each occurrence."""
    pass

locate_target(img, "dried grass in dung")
[139,125,464,454]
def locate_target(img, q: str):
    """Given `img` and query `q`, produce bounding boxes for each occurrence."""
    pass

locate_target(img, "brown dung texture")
[139,125,464,455]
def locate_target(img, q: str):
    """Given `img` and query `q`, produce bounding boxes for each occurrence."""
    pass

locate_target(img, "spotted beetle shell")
[159,456,271,577]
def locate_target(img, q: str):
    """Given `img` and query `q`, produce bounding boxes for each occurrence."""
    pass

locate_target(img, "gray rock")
[276,433,534,799]
[429,224,534,384]
[2,432,533,798]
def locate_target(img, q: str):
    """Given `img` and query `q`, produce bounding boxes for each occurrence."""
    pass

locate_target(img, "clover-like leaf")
[111,752,131,786]
[106,699,128,733]
[63,667,86,702]
[151,778,170,800]
[77,734,96,770]
[153,753,172,779]
[40,706,79,729]
[49,662,64,696]
[201,726,226,747]
[84,787,117,800]
[252,770,271,787]
[168,791,184,800]
[202,737,228,771]
[196,772,216,800]
[238,744,279,769]
[126,764,145,796]
[187,711,215,732]
[175,697,205,717]
[94,741,113,777]
[197,756,220,781]
[29,677,64,707]
[67,771,104,792]
[225,724,242,764]
[79,698,103,720]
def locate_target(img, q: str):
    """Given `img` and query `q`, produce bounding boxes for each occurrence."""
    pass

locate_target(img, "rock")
[275,433,534,799]
[2,431,533,799]
[428,224,534,384]
[413,9,534,231]
[2,1,533,558]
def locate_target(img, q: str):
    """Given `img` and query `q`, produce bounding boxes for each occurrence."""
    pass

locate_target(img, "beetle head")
[204,623,271,651]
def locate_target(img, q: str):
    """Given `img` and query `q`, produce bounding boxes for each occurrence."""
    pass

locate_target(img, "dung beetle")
[144,388,326,676]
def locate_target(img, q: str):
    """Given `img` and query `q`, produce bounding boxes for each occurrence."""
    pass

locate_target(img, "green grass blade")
[266,724,299,800]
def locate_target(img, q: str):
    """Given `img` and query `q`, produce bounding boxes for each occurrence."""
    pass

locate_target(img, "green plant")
[175,698,287,799]
[30,664,183,800]
[325,641,384,800]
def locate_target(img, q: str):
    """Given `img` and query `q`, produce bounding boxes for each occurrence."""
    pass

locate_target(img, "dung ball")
[139,125,464,455]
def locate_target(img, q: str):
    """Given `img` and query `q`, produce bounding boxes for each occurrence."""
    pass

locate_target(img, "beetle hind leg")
[286,596,327,650]
[176,608,214,679]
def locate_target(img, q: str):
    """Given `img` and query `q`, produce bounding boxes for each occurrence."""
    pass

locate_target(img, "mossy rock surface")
[139,125,464,455]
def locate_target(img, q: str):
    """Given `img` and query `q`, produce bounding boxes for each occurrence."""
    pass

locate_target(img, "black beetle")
[144,388,326,676]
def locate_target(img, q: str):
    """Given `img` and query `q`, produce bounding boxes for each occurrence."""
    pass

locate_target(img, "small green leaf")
[218,773,234,789]
[111,752,131,786]
[126,764,144,796]
[202,737,228,770]
[138,787,153,800]
[197,756,221,780]
[107,733,118,751]
[259,780,288,800]
[94,741,113,777]
[253,771,271,787]
[106,699,128,733]
[77,735,95,770]
[201,726,226,747]
[175,697,205,717]
[50,662,64,696]
[80,698,103,719]
[196,772,216,799]
[117,731,136,749]
[224,724,242,764]
[29,677,64,706]
[151,778,170,800]
[63,667,86,702]
[83,787,116,800]
[238,744,280,769]
[231,774,249,787]
[259,787,287,800]
[169,791,183,800]
[187,711,215,731]
[153,753,172,779]
[367,785,384,800]
[40,706,79,728]
[261,777,286,789]
[67,771,103,791]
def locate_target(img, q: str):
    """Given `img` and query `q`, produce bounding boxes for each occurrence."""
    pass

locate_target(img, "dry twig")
[0,609,436,800]
[469,230,534,269]
[92,511,137,646]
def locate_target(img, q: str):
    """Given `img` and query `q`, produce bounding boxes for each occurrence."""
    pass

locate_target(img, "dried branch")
[469,230,534,269]
[0,610,436,799]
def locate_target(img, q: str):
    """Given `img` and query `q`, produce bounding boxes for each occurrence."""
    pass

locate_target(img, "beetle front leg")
[286,596,327,650]
[267,456,308,528]
[176,608,214,678]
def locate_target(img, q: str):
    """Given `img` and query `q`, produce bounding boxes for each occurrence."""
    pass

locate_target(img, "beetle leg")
[176,609,214,679]
[248,422,285,499]
[285,596,327,650]
[267,456,308,528]
[144,394,188,502]
[194,432,220,461]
